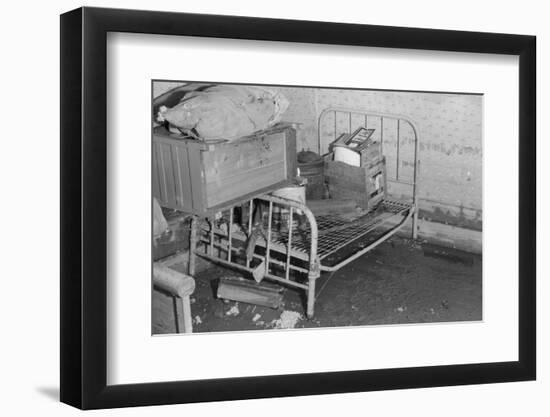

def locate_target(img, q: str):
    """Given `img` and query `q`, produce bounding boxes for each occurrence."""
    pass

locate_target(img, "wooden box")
[325,157,387,210]
[153,124,297,216]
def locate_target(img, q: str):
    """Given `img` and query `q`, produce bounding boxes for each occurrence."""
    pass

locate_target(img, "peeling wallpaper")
[153,82,483,230]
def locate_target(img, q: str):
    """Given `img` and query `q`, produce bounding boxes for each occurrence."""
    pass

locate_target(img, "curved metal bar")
[318,107,420,149]
[255,193,320,318]
[257,194,319,276]
[319,207,414,272]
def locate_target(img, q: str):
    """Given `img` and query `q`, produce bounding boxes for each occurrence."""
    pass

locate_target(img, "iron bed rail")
[185,108,421,318]
[190,194,414,318]
[190,194,320,318]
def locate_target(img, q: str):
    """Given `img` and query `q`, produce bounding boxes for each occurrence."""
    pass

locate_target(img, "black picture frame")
[60,6,536,410]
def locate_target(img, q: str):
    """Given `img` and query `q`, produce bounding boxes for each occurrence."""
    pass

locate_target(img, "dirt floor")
[152,235,482,334]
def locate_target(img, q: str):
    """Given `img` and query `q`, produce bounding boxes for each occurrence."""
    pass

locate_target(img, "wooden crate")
[153,124,297,216]
[325,157,387,210]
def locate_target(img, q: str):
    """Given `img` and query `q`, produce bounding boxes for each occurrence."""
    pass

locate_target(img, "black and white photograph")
[1,0,544,413]
[151,81,483,334]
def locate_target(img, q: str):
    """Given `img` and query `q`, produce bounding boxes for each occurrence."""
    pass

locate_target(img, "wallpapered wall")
[153,82,483,230]
[282,87,483,230]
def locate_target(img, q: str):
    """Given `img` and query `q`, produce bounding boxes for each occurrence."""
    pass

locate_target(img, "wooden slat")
[158,143,177,207]
[173,146,192,212]
[285,128,297,180]
[152,144,162,202]
[186,146,204,213]
[205,161,286,207]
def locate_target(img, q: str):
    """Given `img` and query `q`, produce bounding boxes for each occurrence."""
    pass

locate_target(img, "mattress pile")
[157,84,289,141]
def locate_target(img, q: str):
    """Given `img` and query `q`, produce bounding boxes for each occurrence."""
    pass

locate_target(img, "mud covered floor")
[152,236,482,334]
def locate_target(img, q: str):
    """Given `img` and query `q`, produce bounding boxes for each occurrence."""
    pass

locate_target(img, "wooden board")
[217,276,283,309]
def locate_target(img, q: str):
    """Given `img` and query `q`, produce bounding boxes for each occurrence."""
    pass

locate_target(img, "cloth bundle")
[157,85,289,140]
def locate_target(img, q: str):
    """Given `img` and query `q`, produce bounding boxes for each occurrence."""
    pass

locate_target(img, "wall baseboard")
[394,218,482,254]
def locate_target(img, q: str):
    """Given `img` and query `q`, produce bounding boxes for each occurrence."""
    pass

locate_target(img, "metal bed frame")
[188,108,420,318]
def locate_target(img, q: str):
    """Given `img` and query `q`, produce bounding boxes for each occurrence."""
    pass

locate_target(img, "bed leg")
[181,295,193,333]
[188,215,198,276]
[412,208,419,240]
[306,274,317,319]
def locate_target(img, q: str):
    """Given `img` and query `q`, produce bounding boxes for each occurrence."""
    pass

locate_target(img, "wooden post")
[306,274,317,319]
[153,264,195,334]
[181,295,192,333]
[412,121,420,240]
[188,215,198,276]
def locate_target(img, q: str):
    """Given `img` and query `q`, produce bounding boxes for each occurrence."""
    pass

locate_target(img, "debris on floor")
[252,260,266,283]
[153,236,482,334]
[226,304,240,316]
[194,315,202,324]
[271,310,303,329]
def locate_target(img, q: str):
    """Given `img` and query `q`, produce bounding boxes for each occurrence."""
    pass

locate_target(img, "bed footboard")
[190,194,321,318]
